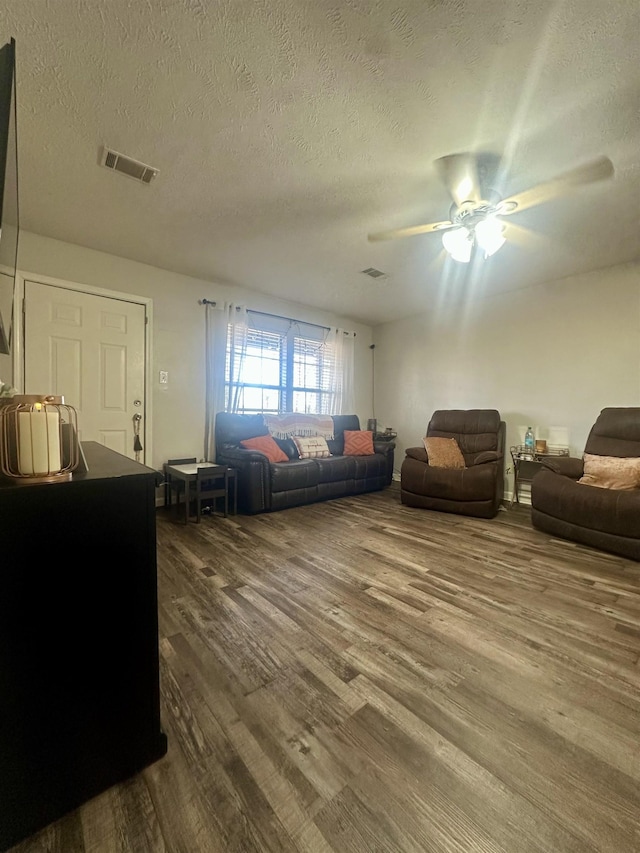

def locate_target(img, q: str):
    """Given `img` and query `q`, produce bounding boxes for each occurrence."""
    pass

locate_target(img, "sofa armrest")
[405,446,428,463]
[373,440,395,456]
[216,446,272,513]
[373,440,396,486]
[540,455,584,479]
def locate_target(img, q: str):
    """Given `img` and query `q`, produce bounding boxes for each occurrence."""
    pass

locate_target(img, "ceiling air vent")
[100,147,159,184]
[361,267,388,280]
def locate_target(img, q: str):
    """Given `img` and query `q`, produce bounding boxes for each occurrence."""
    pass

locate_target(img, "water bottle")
[524,426,535,453]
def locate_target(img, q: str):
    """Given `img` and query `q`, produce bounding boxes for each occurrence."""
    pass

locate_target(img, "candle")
[18,405,61,475]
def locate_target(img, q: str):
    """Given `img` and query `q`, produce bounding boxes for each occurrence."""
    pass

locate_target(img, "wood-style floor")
[10,484,640,853]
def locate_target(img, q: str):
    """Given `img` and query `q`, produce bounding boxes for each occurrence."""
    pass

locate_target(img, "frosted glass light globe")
[475,217,506,257]
[442,227,472,263]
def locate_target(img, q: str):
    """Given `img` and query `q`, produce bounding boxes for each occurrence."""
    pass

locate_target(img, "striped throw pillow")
[292,435,331,459]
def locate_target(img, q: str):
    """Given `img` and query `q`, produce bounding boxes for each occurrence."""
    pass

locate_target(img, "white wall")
[373,261,640,488]
[16,231,374,473]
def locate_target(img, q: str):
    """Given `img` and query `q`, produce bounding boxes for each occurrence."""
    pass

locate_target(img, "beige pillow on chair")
[423,437,465,469]
[578,453,640,490]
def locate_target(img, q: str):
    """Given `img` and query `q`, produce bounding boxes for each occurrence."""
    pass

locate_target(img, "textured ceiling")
[1,0,639,326]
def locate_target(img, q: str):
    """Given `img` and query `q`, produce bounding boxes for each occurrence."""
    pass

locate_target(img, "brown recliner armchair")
[531,407,640,561]
[401,409,506,518]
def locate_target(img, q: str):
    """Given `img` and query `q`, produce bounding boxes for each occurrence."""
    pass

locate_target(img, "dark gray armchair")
[531,407,640,560]
[400,409,506,518]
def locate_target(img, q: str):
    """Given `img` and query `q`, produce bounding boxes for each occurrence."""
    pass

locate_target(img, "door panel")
[24,280,146,462]
[99,428,129,455]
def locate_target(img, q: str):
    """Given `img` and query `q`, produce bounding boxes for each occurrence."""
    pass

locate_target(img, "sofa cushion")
[584,407,640,458]
[352,454,388,481]
[344,430,374,456]
[270,459,319,493]
[401,456,497,502]
[328,414,361,456]
[274,437,299,459]
[578,453,640,490]
[216,411,269,445]
[314,455,357,483]
[293,435,331,459]
[240,434,288,463]
[424,437,465,469]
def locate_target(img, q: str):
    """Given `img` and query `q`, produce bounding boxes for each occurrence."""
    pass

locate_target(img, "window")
[225,312,336,414]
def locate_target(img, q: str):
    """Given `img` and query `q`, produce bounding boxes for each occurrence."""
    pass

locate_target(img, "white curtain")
[203,302,247,461]
[327,328,355,414]
[226,303,248,412]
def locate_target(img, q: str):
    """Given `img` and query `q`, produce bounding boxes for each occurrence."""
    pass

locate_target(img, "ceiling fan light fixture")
[475,216,506,257]
[442,227,472,263]
[455,177,474,204]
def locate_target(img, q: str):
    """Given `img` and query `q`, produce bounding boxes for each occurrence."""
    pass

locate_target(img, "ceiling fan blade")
[500,155,614,215]
[367,219,454,242]
[434,152,483,207]
[502,220,546,251]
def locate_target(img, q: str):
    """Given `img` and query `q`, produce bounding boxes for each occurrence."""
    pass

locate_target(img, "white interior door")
[23,279,147,462]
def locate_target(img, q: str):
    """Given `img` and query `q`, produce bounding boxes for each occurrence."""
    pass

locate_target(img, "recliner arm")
[540,455,584,479]
[373,441,395,456]
[404,446,428,463]
[471,450,502,465]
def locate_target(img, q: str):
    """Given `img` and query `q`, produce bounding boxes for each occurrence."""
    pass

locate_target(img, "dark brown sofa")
[531,407,640,560]
[215,412,395,514]
[400,409,506,518]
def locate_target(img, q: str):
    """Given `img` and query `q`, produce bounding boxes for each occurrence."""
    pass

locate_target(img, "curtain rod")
[199,299,355,336]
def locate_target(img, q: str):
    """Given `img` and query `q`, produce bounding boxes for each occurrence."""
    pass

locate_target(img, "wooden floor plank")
[330,700,574,853]
[8,487,640,853]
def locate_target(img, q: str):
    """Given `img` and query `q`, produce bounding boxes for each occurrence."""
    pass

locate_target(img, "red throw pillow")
[343,430,374,456]
[240,434,288,463]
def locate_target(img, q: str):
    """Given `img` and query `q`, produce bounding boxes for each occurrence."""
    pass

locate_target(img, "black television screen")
[0,37,18,357]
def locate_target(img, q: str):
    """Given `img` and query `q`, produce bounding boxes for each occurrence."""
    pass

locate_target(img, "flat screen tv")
[0,37,18,357]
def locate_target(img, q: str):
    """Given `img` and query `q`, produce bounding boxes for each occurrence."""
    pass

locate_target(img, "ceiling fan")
[367,152,615,263]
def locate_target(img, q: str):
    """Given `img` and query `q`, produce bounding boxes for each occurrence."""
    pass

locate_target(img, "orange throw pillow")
[240,434,288,463]
[343,430,374,456]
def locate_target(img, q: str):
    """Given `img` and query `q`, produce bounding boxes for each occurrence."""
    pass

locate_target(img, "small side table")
[163,462,237,522]
[510,445,569,507]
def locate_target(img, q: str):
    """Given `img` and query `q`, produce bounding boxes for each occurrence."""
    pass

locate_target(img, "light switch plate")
[159,370,168,384]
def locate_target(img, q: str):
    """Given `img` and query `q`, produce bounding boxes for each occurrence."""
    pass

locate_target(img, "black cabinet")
[0,442,167,851]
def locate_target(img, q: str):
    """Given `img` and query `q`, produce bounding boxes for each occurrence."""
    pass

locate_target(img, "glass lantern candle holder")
[0,394,79,483]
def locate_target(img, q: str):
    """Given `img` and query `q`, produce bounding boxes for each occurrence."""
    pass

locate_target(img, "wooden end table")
[163,462,237,522]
